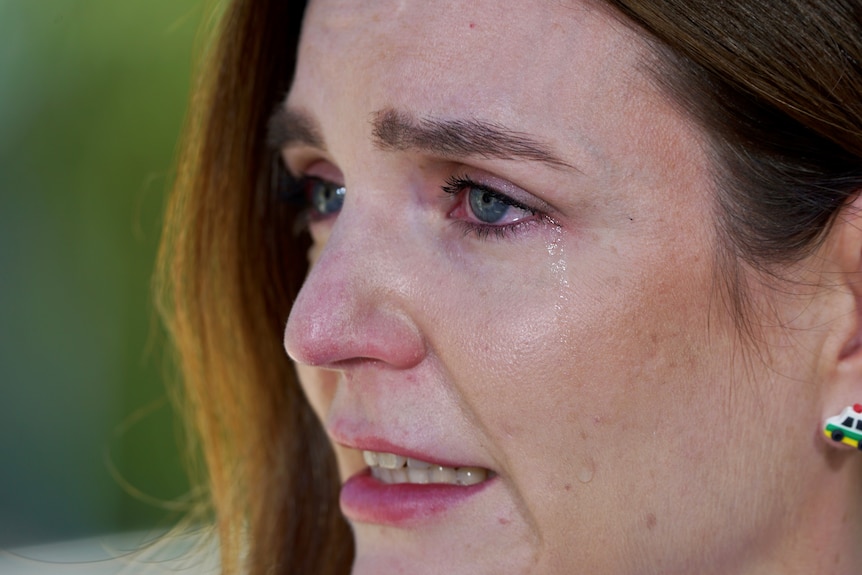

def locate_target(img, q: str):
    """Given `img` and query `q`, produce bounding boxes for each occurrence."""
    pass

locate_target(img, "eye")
[273,159,345,221]
[468,187,521,224]
[303,176,346,219]
[442,175,537,236]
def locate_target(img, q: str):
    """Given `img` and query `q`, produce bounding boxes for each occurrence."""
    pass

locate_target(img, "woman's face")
[281,1,842,573]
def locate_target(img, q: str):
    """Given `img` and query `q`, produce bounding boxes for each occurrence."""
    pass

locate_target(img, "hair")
[156,0,862,574]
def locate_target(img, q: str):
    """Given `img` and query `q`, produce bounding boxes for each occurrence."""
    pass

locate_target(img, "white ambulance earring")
[824,404,862,450]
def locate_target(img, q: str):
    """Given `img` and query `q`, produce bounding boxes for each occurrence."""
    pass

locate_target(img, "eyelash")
[440,174,540,240]
[274,158,544,241]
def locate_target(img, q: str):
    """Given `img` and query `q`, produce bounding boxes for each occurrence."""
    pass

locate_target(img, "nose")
[283,203,426,370]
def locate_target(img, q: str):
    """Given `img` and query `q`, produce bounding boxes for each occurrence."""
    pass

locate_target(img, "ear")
[820,193,862,448]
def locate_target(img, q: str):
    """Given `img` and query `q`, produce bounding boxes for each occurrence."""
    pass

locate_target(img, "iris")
[468,187,510,223]
[309,178,346,217]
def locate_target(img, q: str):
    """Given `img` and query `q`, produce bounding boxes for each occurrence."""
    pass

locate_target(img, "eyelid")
[281,150,344,184]
[442,174,535,215]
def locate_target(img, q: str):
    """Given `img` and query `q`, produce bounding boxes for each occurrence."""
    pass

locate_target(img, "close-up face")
[280,1,847,573]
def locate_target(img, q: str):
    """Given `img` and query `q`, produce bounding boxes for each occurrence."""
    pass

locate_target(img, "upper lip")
[328,423,493,471]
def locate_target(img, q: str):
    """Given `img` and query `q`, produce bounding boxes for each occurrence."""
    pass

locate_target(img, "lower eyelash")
[450,218,541,241]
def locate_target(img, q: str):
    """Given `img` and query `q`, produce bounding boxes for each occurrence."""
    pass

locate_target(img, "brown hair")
[157,1,351,573]
[605,0,862,323]
[157,0,862,573]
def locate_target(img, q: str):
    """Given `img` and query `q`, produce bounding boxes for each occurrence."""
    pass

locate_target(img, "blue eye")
[468,187,511,224]
[305,177,345,217]
[442,175,536,237]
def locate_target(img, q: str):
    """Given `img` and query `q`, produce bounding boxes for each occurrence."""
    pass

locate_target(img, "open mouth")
[363,450,491,486]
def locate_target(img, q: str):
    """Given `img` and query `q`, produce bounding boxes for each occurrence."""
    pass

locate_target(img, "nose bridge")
[283,196,425,369]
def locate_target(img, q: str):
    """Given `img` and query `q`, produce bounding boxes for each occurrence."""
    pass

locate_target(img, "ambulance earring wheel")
[824,404,862,450]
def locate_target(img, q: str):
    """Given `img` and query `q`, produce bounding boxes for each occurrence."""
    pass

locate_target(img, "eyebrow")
[371,108,573,170]
[267,105,574,171]
[267,106,325,150]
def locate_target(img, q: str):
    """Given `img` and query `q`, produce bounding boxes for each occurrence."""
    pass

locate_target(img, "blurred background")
[0,0,210,548]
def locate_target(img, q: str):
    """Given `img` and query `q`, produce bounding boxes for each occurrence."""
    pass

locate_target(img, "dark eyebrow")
[371,107,574,170]
[267,106,325,150]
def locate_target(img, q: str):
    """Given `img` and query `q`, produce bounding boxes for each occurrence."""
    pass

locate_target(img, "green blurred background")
[0,0,209,546]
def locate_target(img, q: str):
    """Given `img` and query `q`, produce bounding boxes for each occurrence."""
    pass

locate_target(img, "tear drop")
[577,456,595,484]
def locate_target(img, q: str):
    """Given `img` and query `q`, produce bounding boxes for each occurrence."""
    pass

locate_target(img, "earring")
[824,404,862,450]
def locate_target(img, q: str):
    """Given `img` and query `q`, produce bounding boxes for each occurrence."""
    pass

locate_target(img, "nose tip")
[283,242,426,370]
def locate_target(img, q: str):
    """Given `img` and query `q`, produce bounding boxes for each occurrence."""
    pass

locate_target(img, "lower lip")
[340,469,494,526]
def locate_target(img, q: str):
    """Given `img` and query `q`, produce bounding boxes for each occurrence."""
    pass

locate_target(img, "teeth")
[430,465,457,483]
[406,457,431,469]
[363,450,489,486]
[456,467,485,486]
[377,452,406,470]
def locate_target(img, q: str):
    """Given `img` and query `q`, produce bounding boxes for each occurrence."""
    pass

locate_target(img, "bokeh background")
[0,0,210,547]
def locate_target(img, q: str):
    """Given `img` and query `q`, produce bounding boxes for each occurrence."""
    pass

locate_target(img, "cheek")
[294,362,367,479]
[307,225,330,266]
[295,363,337,424]
[432,232,780,554]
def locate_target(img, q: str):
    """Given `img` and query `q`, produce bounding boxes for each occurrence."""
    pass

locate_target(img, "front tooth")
[377,453,406,469]
[456,467,487,486]
[430,465,457,484]
[390,468,408,483]
[363,450,378,467]
[406,457,431,469]
[407,467,431,484]
[377,467,394,484]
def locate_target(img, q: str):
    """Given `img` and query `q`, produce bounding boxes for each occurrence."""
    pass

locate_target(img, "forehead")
[289,0,697,190]
[294,0,649,121]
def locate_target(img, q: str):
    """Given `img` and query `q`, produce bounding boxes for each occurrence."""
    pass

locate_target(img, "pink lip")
[340,468,495,526]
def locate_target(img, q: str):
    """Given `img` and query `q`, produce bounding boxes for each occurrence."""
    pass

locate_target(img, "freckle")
[564,483,572,491]
[646,513,657,530]
[580,430,588,440]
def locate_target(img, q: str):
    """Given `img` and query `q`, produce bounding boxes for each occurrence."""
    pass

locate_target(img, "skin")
[281,0,862,573]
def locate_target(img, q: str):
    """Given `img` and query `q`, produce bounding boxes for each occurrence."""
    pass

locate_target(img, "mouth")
[339,446,497,526]
[363,450,492,486]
